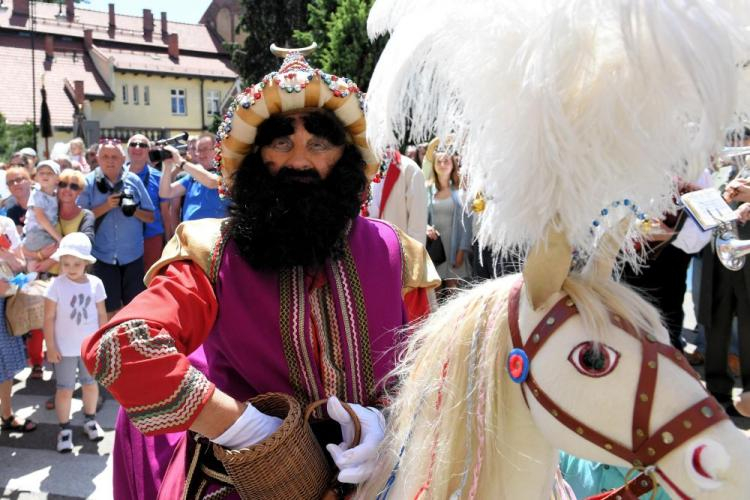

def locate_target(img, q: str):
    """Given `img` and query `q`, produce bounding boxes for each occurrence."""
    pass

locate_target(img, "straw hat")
[214,44,379,195]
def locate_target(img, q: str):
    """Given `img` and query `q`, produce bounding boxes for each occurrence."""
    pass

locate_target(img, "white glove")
[212,403,283,450]
[325,396,385,484]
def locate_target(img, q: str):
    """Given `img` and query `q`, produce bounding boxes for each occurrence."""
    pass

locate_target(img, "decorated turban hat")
[214,44,380,195]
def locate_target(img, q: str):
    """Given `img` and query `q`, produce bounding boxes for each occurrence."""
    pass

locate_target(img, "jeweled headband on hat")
[214,43,379,196]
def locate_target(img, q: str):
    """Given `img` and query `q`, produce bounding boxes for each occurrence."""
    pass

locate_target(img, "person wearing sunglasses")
[125,134,172,272]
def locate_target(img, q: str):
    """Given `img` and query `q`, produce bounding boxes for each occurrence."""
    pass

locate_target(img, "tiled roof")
[0,33,112,127]
[0,2,224,55]
[95,46,236,80]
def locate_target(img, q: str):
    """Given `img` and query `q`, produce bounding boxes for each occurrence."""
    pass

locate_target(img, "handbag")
[5,279,50,336]
[185,393,361,500]
[426,235,447,266]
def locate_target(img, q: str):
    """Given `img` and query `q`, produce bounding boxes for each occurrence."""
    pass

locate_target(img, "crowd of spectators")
[0,134,228,447]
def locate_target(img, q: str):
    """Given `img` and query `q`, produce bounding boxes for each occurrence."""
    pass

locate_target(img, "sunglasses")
[6,177,28,186]
[128,141,150,149]
[58,181,81,191]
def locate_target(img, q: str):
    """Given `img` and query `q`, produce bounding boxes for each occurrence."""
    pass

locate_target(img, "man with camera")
[158,132,229,224]
[78,140,154,319]
[125,134,172,271]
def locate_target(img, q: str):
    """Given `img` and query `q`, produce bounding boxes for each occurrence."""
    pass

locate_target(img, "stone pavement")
[0,366,116,499]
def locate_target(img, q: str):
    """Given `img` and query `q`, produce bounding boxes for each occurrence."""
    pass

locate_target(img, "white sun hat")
[51,232,96,264]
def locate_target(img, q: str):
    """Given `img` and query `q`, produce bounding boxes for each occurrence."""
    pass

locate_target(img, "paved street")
[0,366,116,499]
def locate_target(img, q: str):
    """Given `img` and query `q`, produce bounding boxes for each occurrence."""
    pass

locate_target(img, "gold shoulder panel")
[144,218,229,286]
[393,225,441,293]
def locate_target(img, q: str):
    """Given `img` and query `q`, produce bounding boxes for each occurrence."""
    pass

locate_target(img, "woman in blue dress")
[0,214,36,432]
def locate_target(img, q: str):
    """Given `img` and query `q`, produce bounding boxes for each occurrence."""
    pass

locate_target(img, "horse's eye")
[568,341,620,377]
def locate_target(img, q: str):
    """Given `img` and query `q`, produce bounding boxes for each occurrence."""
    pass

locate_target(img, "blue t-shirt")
[178,176,229,222]
[127,163,165,238]
[78,168,155,265]
[559,452,671,500]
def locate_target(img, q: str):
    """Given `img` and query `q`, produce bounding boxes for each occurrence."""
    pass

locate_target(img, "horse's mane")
[357,271,666,499]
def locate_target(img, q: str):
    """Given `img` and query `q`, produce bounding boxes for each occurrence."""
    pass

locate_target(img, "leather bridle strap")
[507,278,729,498]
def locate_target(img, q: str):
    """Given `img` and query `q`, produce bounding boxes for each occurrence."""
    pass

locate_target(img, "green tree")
[294,0,386,91]
[0,114,35,161]
[231,1,309,85]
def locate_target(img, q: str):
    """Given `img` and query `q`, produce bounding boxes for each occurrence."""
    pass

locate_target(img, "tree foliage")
[294,0,386,91]
[231,1,309,85]
[0,115,35,161]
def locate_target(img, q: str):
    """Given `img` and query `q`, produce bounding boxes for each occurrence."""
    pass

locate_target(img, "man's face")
[97,145,125,178]
[260,114,345,180]
[127,135,150,164]
[196,137,214,168]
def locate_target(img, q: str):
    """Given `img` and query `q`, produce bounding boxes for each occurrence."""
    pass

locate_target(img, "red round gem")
[331,75,338,81]
[509,354,524,379]
[254,92,262,100]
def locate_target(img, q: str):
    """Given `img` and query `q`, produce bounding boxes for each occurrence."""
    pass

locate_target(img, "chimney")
[83,29,93,50]
[74,81,85,107]
[108,3,115,29]
[167,33,179,60]
[143,9,154,36]
[160,12,168,37]
[12,0,29,17]
[44,34,54,60]
[65,0,74,21]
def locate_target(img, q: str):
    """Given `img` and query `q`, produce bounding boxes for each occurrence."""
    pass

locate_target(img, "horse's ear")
[585,218,630,280]
[523,225,572,310]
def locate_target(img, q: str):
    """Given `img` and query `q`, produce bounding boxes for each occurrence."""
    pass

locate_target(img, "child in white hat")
[43,232,107,453]
[24,159,62,272]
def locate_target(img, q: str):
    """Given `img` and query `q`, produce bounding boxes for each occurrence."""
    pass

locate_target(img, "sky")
[77,0,213,24]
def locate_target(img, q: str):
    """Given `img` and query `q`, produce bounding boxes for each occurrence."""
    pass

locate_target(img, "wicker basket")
[212,393,360,500]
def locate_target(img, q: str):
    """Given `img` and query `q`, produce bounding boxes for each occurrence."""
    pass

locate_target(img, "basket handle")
[305,399,362,448]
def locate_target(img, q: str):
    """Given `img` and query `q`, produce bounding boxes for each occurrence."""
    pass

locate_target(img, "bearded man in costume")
[81,47,438,499]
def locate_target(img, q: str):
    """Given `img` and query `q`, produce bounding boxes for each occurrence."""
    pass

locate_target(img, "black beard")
[227,147,367,271]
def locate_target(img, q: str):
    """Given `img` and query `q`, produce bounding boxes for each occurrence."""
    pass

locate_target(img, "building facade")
[0,0,239,154]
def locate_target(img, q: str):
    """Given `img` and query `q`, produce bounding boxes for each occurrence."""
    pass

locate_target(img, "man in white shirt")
[366,150,428,244]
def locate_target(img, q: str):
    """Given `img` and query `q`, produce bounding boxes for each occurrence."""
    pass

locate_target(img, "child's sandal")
[1,415,37,432]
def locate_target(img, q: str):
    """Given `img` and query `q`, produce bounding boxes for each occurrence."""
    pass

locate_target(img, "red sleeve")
[403,287,431,323]
[81,260,218,436]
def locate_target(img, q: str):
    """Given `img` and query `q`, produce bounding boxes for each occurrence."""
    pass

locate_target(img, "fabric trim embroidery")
[127,366,212,434]
[278,243,375,407]
[93,324,123,388]
[208,221,231,284]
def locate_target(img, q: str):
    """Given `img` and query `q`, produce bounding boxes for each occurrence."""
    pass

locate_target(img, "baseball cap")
[36,160,61,175]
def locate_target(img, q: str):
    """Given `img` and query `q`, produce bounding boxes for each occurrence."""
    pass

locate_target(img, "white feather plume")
[366,0,750,258]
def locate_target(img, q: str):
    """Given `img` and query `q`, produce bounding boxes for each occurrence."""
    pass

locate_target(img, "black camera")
[148,131,189,164]
[118,187,137,217]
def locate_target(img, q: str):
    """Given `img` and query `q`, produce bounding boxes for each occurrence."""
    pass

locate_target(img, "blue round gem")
[601,208,609,216]
[623,199,631,206]
[592,220,600,227]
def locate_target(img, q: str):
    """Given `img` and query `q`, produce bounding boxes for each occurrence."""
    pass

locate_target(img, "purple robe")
[112,217,407,499]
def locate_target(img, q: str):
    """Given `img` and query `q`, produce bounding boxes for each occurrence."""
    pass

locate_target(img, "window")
[206,90,221,115]
[133,85,139,105]
[122,84,128,104]
[171,89,186,115]
[144,86,150,106]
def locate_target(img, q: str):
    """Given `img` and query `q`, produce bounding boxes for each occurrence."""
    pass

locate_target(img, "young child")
[24,160,62,272]
[43,232,107,453]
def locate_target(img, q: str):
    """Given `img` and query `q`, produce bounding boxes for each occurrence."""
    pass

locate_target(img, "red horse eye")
[568,341,620,377]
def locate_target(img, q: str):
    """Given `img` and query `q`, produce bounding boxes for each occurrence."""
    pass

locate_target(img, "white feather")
[366,0,750,258]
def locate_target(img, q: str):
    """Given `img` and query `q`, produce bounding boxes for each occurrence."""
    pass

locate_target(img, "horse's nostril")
[686,439,730,490]
[692,445,713,479]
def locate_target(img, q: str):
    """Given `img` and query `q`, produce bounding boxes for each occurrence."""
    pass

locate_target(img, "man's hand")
[211,402,283,450]
[325,396,385,484]
[735,202,750,223]
[162,146,183,167]
[106,193,122,209]
[725,178,750,204]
